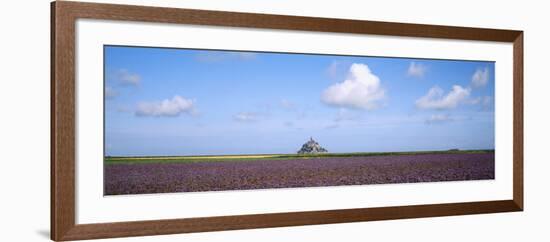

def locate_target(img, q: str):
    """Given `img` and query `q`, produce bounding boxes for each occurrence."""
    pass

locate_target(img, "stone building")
[297,137,328,154]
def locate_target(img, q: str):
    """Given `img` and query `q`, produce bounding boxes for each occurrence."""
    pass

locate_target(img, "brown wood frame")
[51,1,523,241]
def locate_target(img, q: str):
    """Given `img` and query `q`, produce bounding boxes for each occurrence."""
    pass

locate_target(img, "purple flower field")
[104,152,494,195]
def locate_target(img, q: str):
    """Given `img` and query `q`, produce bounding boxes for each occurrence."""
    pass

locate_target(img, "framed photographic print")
[51,1,523,241]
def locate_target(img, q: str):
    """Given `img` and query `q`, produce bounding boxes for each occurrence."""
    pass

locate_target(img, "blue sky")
[104,46,495,156]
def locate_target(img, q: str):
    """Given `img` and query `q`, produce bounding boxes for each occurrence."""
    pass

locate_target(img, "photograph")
[39,1,533,241]
[103,46,495,195]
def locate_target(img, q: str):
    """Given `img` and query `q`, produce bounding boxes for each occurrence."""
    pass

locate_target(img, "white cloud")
[105,86,117,99]
[115,69,141,86]
[233,112,260,122]
[321,63,385,110]
[407,62,427,78]
[135,95,195,117]
[471,67,489,87]
[426,114,453,124]
[416,85,470,110]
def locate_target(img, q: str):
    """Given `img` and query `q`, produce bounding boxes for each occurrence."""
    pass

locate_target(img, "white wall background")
[0,0,548,241]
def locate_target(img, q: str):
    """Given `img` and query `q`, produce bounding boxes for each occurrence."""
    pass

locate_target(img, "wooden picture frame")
[51,1,523,241]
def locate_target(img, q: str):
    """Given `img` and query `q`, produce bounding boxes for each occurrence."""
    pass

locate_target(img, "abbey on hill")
[297,137,328,154]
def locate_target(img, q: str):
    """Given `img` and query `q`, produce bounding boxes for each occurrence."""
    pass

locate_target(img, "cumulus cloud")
[321,63,385,110]
[407,62,427,78]
[471,67,489,88]
[426,114,453,124]
[135,95,195,117]
[105,86,117,99]
[416,85,470,110]
[233,112,260,122]
[115,69,141,86]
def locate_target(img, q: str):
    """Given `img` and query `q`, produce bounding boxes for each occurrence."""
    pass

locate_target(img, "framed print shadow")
[51,1,523,241]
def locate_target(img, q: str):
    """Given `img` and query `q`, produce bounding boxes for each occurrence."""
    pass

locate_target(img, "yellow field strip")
[108,155,280,160]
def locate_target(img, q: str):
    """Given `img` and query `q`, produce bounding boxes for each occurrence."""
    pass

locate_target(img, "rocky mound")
[297,137,328,154]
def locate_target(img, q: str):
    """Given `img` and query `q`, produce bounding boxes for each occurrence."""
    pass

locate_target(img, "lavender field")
[104,151,494,195]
